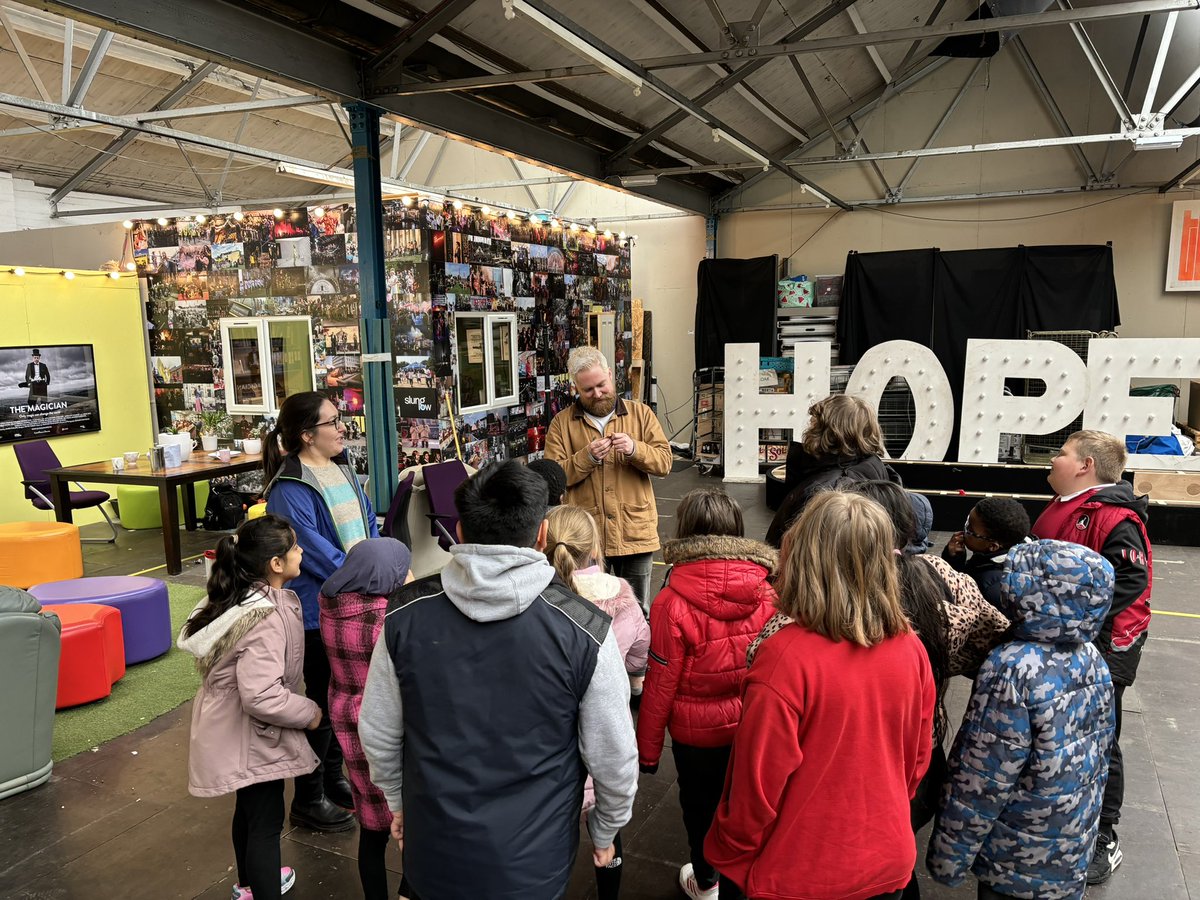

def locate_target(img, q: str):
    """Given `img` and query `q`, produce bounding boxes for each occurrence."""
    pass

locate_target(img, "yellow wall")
[0,266,153,525]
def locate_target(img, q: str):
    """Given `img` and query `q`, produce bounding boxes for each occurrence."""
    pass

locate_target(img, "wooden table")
[46,451,263,575]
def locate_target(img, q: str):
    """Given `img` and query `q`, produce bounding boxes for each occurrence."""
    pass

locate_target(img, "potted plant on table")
[197,409,231,452]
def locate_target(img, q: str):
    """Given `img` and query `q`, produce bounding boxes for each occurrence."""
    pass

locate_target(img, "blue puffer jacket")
[927,539,1116,900]
[265,453,378,630]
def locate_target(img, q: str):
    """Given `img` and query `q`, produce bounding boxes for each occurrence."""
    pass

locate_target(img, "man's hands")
[391,811,404,850]
[609,433,635,457]
[588,435,614,462]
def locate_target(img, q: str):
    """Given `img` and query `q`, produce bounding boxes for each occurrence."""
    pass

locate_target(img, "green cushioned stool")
[115,483,210,530]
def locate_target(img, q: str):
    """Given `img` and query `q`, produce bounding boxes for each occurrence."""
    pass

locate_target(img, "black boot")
[325,774,355,810]
[290,795,355,832]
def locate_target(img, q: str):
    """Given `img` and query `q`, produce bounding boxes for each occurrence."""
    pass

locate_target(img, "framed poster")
[1166,199,1200,292]
[0,344,101,443]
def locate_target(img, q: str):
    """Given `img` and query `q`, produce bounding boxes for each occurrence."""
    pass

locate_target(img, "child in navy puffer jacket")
[927,539,1117,900]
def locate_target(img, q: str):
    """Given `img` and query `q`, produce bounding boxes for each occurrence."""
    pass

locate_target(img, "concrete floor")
[2,463,1196,899]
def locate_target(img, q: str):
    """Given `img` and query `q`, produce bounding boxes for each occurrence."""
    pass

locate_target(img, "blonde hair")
[774,491,909,647]
[568,346,610,381]
[545,506,603,593]
[1067,429,1126,483]
[802,394,887,459]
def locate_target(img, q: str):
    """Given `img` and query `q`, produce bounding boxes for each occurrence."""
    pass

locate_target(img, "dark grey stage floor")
[2,464,1196,899]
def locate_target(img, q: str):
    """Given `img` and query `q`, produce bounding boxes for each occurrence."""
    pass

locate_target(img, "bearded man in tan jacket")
[545,346,672,613]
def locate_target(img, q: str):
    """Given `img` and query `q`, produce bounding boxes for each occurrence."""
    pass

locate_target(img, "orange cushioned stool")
[41,603,125,709]
[0,522,83,589]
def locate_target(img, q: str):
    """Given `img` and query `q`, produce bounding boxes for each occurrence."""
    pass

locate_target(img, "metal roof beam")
[608,0,856,164]
[503,0,849,206]
[368,0,479,87]
[128,94,326,122]
[60,18,73,103]
[48,60,219,204]
[1160,155,1200,191]
[1055,0,1136,128]
[19,0,713,213]
[64,28,111,106]
[1011,38,1099,183]
[895,59,984,196]
[845,6,891,84]
[0,5,52,102]
[1139,9,1177,118]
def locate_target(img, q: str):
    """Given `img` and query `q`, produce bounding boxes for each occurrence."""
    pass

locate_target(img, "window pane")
[267,318,314,407]
[228,325,264,406]
[491,320,513,400]
[456,318,487,409]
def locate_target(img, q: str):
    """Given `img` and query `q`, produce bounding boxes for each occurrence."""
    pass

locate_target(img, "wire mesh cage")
[1021,330,1116,463]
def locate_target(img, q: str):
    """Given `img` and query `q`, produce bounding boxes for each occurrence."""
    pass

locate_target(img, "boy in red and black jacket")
[1032,429,1151,887]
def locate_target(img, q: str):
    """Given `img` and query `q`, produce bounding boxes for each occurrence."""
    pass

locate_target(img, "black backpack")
[204,484,246,531]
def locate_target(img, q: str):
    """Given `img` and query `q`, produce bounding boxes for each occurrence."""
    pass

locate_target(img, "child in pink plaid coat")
[319,538,414,900]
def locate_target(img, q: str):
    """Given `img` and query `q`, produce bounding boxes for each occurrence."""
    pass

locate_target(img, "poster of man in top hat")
[21,348,50,403]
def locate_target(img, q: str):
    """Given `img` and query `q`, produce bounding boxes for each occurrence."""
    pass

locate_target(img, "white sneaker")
[679,863,719,900]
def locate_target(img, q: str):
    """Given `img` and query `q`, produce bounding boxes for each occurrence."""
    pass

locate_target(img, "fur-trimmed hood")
[177,587,275,675]
[661,535,777,622]
[663,535,777,571]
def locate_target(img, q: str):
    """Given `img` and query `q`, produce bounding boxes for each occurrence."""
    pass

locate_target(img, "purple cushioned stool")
[28,576,171,664]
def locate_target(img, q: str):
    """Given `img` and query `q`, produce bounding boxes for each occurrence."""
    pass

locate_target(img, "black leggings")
[295,629,345,803]
[594,831,623,900]
[359,827,415,898]
[232,779,285,900]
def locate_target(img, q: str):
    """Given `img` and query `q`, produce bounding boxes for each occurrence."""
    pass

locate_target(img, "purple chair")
[28,576,171,664]
[423,460,469,551]
[382,471,416,549]
[13,440,117,544]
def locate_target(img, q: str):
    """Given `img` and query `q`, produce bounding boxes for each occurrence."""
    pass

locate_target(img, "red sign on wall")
[1167,201,1200,292]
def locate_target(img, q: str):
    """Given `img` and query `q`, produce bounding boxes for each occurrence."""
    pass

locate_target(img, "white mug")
[242,438,263,455]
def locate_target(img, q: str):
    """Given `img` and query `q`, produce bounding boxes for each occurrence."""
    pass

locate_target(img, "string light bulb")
[603,229,612,238]
[11,267,25,276]
[122,220,133,230]
[107,271,121,280]
[618,231,626,239]
[506,210,516,221]
[232,211,244,221]
[62,270,75,280]
[125,261,137,271]
[312,207,325,218]
[569,222,579,232]
[272,208,284,219]
[157,217,168,226]
[587,224,597,234]
[550,218,561,228]
[195,214,206,224]
[481,205,490,215]
[452,199,463,210]
[401,196,413,207]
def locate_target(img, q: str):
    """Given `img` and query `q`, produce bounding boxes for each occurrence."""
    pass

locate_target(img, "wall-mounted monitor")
[0,344,101,443]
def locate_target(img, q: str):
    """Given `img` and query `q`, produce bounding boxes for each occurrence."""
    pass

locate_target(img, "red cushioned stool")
[42,603,125,708]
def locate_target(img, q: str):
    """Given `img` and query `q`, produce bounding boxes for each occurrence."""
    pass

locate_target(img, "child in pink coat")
[545,505,649,900]
[319,538,413,900]
[179,515,323,900]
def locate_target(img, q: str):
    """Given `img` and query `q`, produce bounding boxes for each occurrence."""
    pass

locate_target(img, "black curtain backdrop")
[836,244,1120,458]
[695,255,778,369]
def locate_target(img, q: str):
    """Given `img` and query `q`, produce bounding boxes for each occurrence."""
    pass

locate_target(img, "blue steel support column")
[345,101,398,513]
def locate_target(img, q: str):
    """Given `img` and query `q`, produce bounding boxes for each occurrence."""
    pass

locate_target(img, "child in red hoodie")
[636,488,777,900]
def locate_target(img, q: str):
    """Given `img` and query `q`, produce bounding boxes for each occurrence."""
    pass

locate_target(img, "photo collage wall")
[137,199,633,479]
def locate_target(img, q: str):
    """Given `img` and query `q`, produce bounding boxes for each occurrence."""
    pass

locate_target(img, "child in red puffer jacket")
[636,489,777,900]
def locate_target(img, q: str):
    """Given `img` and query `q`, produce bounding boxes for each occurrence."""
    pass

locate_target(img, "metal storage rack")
[692,366,723,475]
[1021,329,1114,463]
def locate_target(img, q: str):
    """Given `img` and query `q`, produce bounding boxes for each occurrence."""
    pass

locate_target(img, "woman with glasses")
[264,391,379,835]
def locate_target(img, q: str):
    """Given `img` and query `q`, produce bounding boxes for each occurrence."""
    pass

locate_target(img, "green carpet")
[52,583,206,762]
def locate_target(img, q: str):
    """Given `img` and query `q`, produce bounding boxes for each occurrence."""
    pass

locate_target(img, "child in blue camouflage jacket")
[927,539,1117,900]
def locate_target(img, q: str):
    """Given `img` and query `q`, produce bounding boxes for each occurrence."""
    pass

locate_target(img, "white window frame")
[455,312,518,414]
[219,315,315,415]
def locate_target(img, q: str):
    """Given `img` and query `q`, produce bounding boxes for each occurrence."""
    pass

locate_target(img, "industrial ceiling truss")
[0,0,1196,218]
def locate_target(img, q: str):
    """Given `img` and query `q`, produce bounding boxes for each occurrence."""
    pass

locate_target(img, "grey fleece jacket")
[358,543,638,849]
